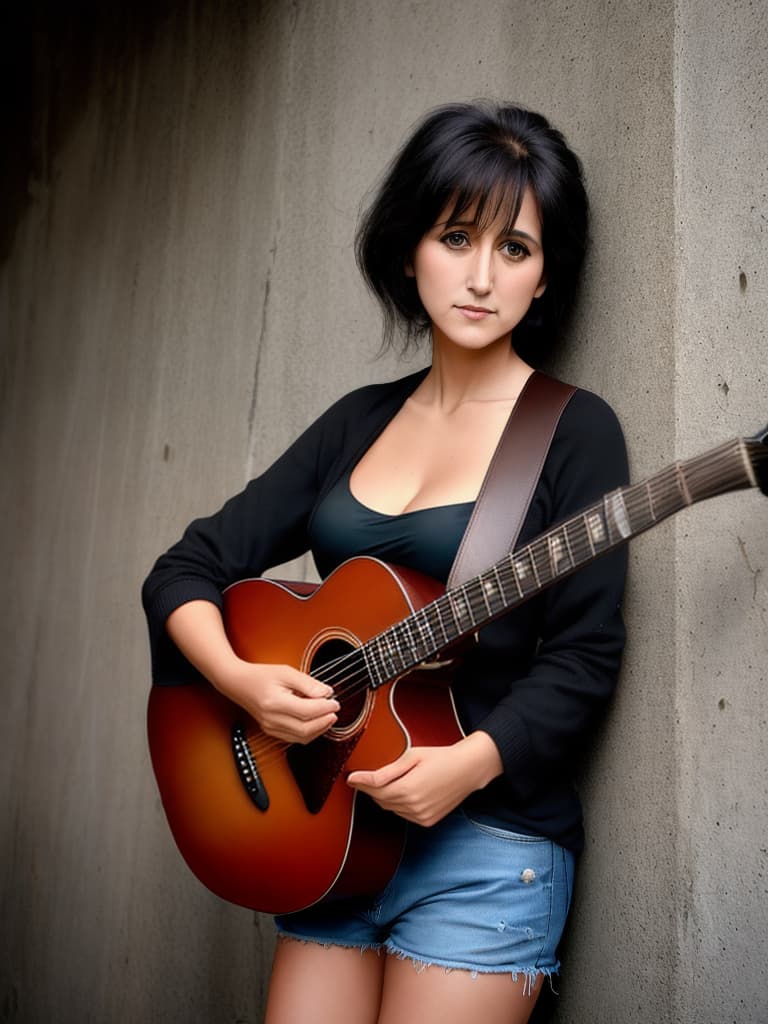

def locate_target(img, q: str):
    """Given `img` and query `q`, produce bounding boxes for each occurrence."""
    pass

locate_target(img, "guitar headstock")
[747,423,768,495]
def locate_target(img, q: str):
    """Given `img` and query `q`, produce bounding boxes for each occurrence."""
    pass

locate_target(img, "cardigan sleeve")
[465,390,629,800]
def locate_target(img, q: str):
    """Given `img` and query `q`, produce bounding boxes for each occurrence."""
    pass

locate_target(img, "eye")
[501,239,530,260]
[440,231,470,249]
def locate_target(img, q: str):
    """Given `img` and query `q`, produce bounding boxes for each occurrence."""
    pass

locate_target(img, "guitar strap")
[446,371,577,588]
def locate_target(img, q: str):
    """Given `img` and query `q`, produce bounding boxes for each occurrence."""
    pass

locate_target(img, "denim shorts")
[275,809,574,983]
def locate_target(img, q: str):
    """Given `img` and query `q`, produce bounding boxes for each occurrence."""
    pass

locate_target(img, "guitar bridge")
[231,723,269,811]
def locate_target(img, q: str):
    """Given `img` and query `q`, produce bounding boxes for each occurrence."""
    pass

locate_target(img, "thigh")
[377,954,543,1024]
[265,936,385,1024]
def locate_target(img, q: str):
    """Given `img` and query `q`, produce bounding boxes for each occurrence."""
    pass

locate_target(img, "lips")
[456,305,494,320]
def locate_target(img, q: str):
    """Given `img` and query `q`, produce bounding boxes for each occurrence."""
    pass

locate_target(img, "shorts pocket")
[461,811,549,844]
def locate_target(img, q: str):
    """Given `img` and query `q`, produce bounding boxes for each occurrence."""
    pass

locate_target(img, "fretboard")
[363,435,764,688]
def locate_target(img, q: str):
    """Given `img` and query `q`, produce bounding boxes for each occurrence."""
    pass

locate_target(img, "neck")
[420,329,533,412]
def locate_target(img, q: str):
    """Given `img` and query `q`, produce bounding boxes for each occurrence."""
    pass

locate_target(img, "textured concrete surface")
[672,3,768,1018]
[1,2,766,1022]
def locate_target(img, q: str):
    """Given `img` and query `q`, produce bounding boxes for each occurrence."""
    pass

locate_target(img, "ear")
[533,274,547,299]
[404,260,415,278]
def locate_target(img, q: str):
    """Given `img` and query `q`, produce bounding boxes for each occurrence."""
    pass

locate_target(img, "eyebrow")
[504,229,541,246]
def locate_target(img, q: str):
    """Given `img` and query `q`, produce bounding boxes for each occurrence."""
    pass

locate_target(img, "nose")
[466,243,493,295]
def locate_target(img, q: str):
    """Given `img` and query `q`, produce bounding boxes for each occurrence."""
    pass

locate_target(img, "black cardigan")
[142,369,628,852]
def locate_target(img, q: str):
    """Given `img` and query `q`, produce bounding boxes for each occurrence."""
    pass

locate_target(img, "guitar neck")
[364,435,767,688]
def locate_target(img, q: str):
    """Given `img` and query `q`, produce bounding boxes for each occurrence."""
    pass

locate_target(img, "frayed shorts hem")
[275,931,383,957]
[384,941,558,992]
[275,932,558,993]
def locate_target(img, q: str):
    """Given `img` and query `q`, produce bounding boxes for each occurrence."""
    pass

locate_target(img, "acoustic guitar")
[148,426,768,913]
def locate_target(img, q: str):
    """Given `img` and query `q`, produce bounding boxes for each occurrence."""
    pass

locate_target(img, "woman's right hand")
[165,599,339,744]
[217,660,340,744]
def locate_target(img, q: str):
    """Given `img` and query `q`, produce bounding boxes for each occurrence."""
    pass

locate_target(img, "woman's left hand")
[346,731,503,827]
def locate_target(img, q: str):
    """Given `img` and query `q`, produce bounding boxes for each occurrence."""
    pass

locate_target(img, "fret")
[504,554,525,599]
[604,489,632,543]
[395,620,415,664]
[383,626,406,676]
[445,592,462,633]
[561,521,576,566]
[547,527,573,576]
[478,575,494,616]
[397,620,423,664]
[447,586,475,634]
[412,608,436,659]
[474,577,494,618]
[511,548,539,597]
[648,465,683,520]
[491,565,508,606]
[564,516,590,567]
[529,540,548,588]
[583,505,609,553]
[675,462,693,507]
[363,642,384,689]
[372,633,388,678]
[463,579,484,622]
[644,478,657,524]
[419,605,443,653]
[624,480,655,534]
[432,596,453,646]
[370,632,395,684]
[477,569,504,617]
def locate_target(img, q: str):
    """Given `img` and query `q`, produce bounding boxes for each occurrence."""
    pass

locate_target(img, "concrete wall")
[673,4,768,1016]
[1,2,765,1021]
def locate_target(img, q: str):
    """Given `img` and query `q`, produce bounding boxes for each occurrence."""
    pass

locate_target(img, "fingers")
[267,709,339,744]
[347,753,414,790]
[271,688,339,723]
[280,664,337,701]
[235,662,340,744]
[346,747,466,827]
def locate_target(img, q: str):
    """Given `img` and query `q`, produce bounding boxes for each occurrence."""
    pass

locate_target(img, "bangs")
[355,100,588,359]
[431,147,530,236]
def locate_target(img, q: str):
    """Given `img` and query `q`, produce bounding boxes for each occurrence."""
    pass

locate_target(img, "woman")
[142,101,628,1024]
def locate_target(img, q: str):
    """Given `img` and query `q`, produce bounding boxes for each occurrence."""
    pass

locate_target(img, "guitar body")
[147,557,462,914]
[148,428,768,913]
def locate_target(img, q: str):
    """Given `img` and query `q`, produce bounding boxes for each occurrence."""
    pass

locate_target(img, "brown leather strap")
[447,372,576,588]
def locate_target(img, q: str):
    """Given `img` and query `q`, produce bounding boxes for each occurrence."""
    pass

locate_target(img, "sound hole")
[310,637,368,731]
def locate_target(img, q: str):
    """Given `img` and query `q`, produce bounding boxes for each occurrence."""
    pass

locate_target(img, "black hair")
[355,101,589,364]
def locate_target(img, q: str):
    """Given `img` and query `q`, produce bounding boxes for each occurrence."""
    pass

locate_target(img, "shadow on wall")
[0,1,183,264]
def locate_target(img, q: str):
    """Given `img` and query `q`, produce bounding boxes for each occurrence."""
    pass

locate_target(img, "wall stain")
[247,220,280,441]
[737,535,762,603]
[247,266,272,439]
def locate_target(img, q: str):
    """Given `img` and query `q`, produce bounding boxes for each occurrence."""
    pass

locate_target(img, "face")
[408,186,546,351]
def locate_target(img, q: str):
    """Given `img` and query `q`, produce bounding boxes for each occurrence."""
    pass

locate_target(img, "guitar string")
[242,442,767,764]
[287,441,762,701]
[242,441,767,765]
[244,531,765,764]
[244,440,765,765]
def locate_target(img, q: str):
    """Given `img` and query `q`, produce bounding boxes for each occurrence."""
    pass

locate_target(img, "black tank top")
[310,468,473,583]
